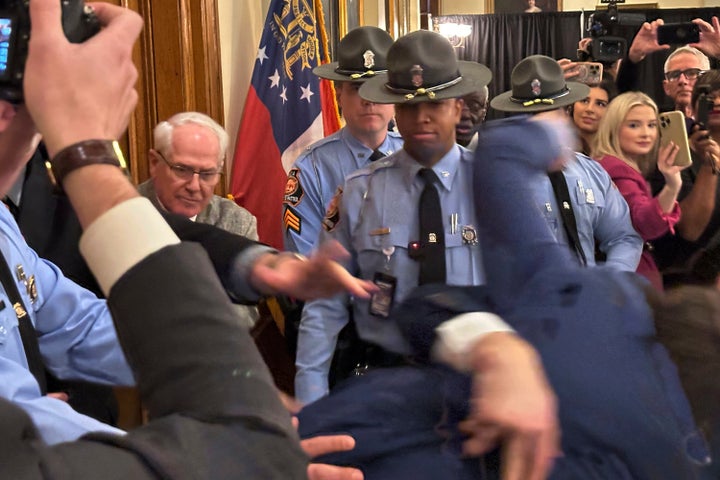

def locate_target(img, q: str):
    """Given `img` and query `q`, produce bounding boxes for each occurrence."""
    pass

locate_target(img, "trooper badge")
[462,225,478,246]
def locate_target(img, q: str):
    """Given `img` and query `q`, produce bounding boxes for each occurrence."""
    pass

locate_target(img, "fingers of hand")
[500,430,557,480]
[460,420,501,456]
[301,435,356,458]
[307,464,364,480]
[28,0,65,46]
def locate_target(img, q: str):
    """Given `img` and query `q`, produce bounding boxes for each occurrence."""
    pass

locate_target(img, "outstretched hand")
[460,333,560,480]
[250,240,378,301]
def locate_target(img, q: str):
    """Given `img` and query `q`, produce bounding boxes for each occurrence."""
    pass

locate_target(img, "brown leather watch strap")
[48,139,128,192]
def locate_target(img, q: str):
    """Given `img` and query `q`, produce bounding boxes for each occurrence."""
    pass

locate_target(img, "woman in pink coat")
[593,91,686,290]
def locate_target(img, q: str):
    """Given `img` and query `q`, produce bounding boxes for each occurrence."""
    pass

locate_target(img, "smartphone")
[567,62,603,84]
[659,111,692,167]
[657,23,700,45]
[695,87,713,128]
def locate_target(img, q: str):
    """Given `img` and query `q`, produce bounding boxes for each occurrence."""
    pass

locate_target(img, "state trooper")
[282,26,402,255]
[295,30,490,404]
[490,55,643,271]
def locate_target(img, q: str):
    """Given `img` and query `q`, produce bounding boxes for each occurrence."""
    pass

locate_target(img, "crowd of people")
[3,1,720,479]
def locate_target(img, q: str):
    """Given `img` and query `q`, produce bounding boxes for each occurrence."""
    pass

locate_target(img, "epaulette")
[345,155,397,181]
[302,131,342,152]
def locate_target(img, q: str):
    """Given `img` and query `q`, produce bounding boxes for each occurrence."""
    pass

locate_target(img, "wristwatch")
[47,139,129,192]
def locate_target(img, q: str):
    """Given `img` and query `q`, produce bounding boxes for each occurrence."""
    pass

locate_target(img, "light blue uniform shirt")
[533,152,642,271]
[283,127,403,255]
[295,145,485,403]
[0,206,133,444]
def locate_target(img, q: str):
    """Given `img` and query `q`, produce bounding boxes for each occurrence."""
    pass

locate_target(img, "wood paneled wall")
[108,0,225,188]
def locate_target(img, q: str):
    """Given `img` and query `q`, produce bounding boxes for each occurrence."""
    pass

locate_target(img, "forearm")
[62,164,140,231]
[656,183,681,215]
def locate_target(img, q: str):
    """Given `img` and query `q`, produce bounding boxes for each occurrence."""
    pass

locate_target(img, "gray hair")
[153,112,229,167]
[664,46,710,73]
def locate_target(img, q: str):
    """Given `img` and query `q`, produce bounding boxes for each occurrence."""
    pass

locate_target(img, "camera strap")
[0,249,47,394]
[548,171,587,266]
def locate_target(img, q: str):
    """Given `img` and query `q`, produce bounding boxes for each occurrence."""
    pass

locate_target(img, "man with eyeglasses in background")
[615,17,720,119]
[139,112,259,328]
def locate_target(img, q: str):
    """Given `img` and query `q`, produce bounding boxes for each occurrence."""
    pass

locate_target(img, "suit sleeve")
[87,243,307,478]
[160,211,272,303]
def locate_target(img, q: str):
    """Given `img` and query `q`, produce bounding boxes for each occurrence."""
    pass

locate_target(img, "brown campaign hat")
[491,55,590,113]
[358,30,491,104]
[313,26,394,82]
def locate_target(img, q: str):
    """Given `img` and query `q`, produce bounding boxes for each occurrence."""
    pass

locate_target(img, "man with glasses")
[616,17,720,119]
[139,112,259,327]
[661,46,710,118]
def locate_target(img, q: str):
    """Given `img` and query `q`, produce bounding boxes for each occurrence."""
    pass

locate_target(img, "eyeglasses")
[155,150,221,184]
[664,68,706,82]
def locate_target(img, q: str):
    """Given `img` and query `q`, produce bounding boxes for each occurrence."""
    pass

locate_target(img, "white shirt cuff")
[79,197,180,295]
[432,312,515,372]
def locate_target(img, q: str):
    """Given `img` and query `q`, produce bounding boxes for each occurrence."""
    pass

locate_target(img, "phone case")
[659,111,692,167]
[571,62,603,84]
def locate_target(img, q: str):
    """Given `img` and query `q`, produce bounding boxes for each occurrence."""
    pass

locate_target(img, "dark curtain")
[438,8,720,120]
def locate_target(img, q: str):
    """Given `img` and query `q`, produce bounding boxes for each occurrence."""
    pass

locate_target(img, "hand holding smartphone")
[565,62,603,84]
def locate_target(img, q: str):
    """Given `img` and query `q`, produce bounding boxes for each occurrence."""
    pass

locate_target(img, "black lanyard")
[548,171,588,266]
[0,250,46,394]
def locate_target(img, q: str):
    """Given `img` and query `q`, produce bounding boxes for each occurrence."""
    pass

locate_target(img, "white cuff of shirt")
[79,197,180,296]
[433,312,515,372]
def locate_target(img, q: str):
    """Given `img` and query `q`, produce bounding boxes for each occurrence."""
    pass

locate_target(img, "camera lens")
[600,40,621,56]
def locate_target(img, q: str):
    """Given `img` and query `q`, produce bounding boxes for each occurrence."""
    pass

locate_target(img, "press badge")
[369,272,397,318]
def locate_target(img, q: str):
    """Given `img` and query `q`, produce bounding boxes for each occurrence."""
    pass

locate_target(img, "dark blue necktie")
[418,168,446,285]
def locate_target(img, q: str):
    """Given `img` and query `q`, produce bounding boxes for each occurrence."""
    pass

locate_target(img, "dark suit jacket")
[0,243,307,479]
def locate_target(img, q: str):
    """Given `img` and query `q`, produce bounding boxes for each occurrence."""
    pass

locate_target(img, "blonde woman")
[593,91,685,290]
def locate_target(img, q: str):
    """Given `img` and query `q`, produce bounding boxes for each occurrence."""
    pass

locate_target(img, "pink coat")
[598,155,681,290]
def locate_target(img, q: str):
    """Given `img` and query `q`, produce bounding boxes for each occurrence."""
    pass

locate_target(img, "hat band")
[335,67,388,79]
[385,76,463,101]
[510,87,570,108]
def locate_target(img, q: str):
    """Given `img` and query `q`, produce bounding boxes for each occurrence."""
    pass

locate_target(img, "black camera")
[580,0,644,66]
[0,0,100,103]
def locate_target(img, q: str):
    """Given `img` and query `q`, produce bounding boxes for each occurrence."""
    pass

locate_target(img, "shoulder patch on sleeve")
[283,168,304,206]
[322,187,343,232]
[283,205,301,234]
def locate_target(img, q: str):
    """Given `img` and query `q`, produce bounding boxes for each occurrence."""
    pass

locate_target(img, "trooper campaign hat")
[313,26,394,82]
[491,55,590,113]
[358,30,491,104]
